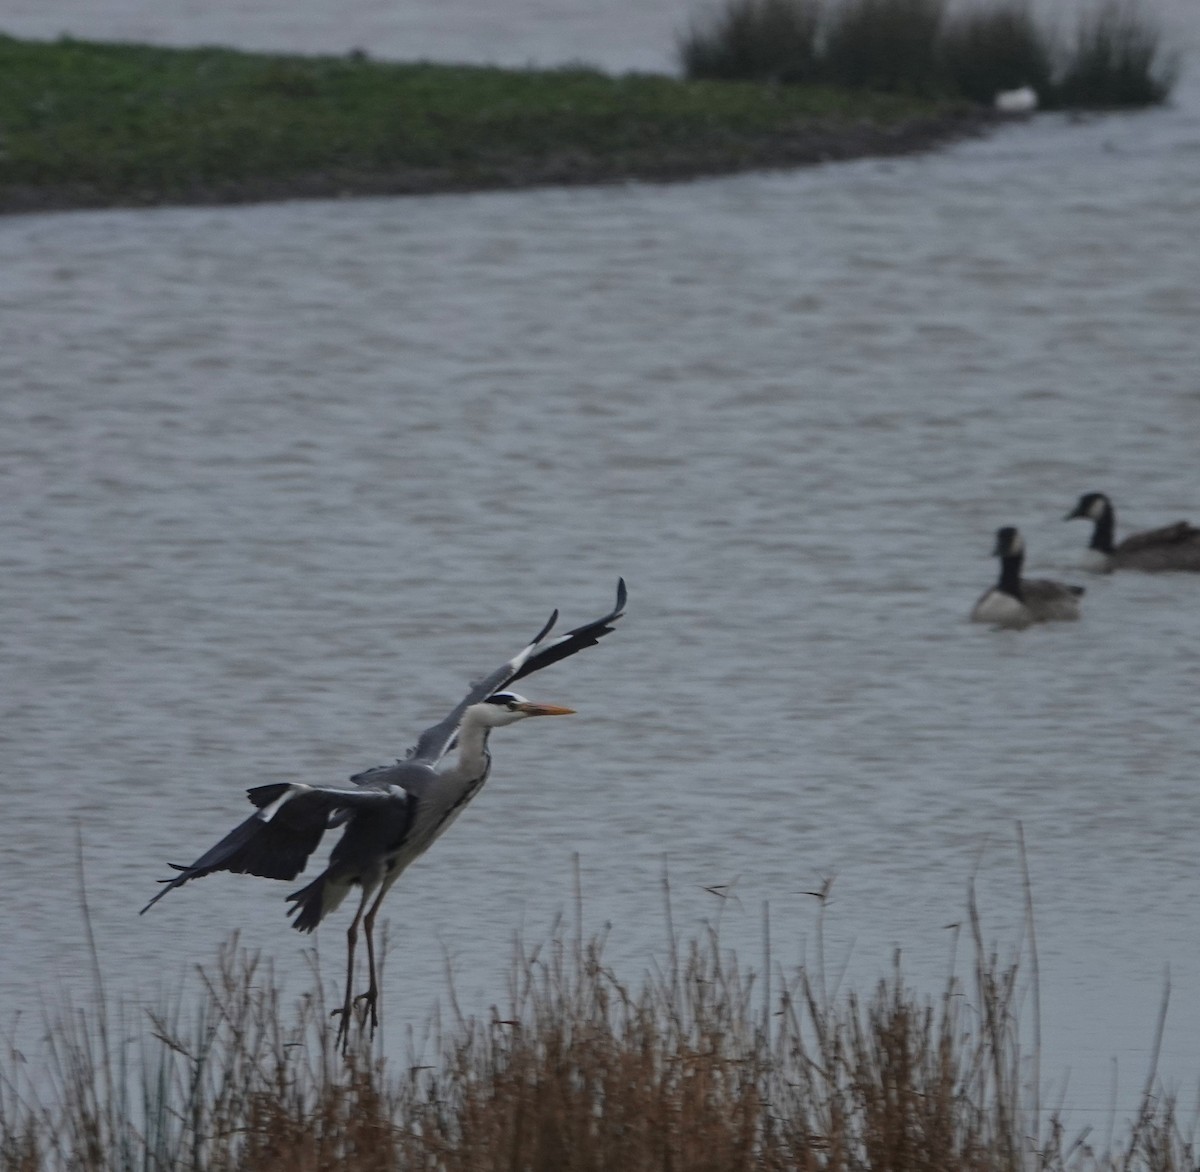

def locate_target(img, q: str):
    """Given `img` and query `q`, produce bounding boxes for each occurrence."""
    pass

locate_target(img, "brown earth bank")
[0,108,1001,216]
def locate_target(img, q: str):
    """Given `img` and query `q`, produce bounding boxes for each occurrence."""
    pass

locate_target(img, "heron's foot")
[332,1004,349,1053]
[331,999,364,1052]
[353,988,379,1032]
[330,992,377,1051]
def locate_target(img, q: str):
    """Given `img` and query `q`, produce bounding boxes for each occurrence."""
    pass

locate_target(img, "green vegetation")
[0,0,1177,216]
[1,907,1193,1170]
[822,0,945,95]
[938,4,1055,108]
[677,0,821,83]
[0,34,983,213]
[1057,4,1178,108]
[679,0,1176,108]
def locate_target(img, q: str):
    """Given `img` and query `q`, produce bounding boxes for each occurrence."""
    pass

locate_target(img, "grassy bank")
[0,34,990,214]
[1,902,1193,1170]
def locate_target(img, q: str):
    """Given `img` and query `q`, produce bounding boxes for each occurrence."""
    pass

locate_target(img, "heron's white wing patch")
[258,782,410,823]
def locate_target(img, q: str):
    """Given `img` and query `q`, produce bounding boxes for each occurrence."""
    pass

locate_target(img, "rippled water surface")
[4,0,1200,1123]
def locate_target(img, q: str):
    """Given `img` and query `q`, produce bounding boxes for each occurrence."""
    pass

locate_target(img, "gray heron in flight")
[142,579,626,1047]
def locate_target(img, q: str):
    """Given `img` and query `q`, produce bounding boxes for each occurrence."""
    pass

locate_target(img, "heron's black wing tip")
[609,577,627,623]
[507,580,628,685]
[531,608,559,646]
[139,886,172,915]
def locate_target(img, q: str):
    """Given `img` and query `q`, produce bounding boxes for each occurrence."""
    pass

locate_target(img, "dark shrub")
[679,0,821,82]
[676,0,1175,108]
[938,4,1053,105]
[1054,1,1177,107]
[821,0,946,93]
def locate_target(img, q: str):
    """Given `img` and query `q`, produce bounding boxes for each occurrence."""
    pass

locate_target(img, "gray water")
[4,0,1200,1126]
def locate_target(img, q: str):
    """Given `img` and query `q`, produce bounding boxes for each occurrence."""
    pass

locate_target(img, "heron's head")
[993,527,1024,559]
[476,691,576,727]
[1066,492,1110,522]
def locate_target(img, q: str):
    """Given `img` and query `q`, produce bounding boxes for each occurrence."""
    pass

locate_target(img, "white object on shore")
[994,85,1039,112]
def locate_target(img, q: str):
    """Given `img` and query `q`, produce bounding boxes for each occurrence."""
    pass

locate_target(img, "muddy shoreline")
[0,109,1000,216]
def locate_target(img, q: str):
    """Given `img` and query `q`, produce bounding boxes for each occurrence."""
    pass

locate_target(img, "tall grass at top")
[1,888,1195,1170]
[938,3,1054,106]
[1056,2,1178,107]
[679,0,1177,107]
[822,0,946,94]
[679,0,822,83]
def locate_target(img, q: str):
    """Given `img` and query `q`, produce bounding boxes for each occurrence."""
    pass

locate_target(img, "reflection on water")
[3,2,1200,1124]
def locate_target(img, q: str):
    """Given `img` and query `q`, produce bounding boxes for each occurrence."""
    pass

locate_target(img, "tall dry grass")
[1,877,1195,1170]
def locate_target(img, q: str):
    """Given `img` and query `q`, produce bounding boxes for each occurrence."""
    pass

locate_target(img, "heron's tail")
[286,871,350,932]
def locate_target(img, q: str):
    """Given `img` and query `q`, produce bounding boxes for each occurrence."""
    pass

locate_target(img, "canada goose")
[1065,492,1200,572]
[971,526,1085,628]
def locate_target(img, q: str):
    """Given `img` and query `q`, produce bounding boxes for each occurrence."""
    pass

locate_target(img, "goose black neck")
[997,551,1024,599]
[1089,506,1116,553]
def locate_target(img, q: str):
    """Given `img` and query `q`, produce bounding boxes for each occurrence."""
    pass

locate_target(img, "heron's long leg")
[358,882,391,1033]
[334,884,372,1052]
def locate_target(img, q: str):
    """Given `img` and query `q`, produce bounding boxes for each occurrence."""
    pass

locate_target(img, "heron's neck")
[453,711,493,779]
[997,551,1024,599]
[1089,507,1115,553]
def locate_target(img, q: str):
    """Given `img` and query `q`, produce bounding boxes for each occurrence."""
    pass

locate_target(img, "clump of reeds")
[938,3,1054,107]
[1,898,1194,1170]
[678,0,822,82]
[678,0,1176,108]
[822,0,946,95]
[0,941,401,1171]
[1055,2,1178,108]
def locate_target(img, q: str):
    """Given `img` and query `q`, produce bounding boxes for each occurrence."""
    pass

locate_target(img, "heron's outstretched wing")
[508,577,628,685]
[410,578,627,767]
[139,782,411,914]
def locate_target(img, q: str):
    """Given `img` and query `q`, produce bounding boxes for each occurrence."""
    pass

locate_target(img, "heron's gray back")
[351,758,441,798]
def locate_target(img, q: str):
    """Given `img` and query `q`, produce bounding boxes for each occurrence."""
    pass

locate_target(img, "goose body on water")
[1066,492,1200,572]
[971,527,1084,629]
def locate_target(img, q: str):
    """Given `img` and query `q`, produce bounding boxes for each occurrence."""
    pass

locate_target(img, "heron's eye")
[486,692,520,708]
